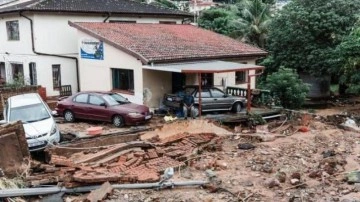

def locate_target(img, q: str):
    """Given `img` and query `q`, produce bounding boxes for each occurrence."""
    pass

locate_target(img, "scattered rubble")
[1,101,360,201]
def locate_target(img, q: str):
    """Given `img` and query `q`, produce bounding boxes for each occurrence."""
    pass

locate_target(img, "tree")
[264,67,309,109]
[336,23,360,94]
[198,8,237,36]
[265,0,360,76]
[150,0,179,10]
[230,0,271,48]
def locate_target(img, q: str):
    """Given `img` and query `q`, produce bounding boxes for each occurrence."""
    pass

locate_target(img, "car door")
[209,88,232,110]
[194,89,211,111]
[87,94,109,121]
[71,93,89,119]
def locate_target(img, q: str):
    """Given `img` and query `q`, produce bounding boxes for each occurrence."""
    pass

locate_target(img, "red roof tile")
[69,22,267,63]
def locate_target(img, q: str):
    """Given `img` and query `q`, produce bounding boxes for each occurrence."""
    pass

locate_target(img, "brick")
[147,149,158,159]
[130,157,143,168]
[86,181,113,202]
[134,151,145,157]
[117,155,127,164]
[124,157,138,167]
[146,156,185,172]
[73,171,122,183]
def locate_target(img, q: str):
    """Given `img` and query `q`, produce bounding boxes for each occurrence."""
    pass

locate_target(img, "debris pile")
[25,132,222,187]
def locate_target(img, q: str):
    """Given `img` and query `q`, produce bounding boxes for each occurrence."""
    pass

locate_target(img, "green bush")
[264,67,309,109]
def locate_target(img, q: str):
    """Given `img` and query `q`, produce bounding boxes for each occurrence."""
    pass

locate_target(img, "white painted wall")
[0,12,184,96]
[78,31,144,105]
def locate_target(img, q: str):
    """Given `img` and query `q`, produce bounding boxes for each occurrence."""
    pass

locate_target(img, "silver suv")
[163,85,247,113]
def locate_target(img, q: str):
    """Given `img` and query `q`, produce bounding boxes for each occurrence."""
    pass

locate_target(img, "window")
[111,68,134,93]
[6,20,19,40]
[210,88,224,98]
[74,94,88,103]
[235,71,247,84]
[52,65,61,90]
[29,62,37,85]
[11,63,24,83]
[89,95,104,106]
[195,89,211,98]
[159,21,176,24]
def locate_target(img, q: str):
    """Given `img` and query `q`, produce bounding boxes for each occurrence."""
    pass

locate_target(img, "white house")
[69,22,267,108]
[0,0,191,96]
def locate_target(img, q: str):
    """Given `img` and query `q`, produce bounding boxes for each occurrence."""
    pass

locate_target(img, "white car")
[1,93,60,152]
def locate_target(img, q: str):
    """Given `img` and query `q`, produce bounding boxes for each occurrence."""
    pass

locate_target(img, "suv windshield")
[10,103,50,123]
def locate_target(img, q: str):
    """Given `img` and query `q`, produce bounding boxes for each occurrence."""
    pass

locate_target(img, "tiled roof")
[69,22,268,63]
[0,0,191,17]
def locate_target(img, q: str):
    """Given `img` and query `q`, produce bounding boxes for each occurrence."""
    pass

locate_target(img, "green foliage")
[335,23,360,94]
[265,0,360,76]
[230,0,271,48]
[4,74,26,89]
[248,112,266,126]
[198,8,237,35]
[150,0,179,10]
[264,67,309,109]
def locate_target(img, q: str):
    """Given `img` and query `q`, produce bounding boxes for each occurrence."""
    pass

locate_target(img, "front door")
[87,95,109,121]
[172,72,186,93]
[201,73,213,86]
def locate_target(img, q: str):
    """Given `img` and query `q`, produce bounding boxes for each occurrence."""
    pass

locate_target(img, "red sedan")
[55,91,152,127]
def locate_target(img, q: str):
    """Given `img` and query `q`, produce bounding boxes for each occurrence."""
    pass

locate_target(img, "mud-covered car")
[163,85,247,113]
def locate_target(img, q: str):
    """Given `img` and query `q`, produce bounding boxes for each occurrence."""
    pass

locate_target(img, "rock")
[290,178,300,185]
[347,171,360,183]
[238,143,256,150]
[260,135,276,142]
[265,178,280,188]
[342,189,351,195]
[205,169,217,179]
[124,194,129,199]
[215,160,228,170]
[242,180,254,187]
[275,171,287,183]
[290,172,301,180]
[322,150,336,158]
[261,163,273,173]
[330,191,337,196]
[308,170,321,178]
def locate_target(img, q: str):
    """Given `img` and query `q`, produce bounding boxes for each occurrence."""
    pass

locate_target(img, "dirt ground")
[54,99,360,202]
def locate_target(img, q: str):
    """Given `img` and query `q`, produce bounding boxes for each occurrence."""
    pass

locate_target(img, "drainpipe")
[103,12,111,22]
[20,11,80,92]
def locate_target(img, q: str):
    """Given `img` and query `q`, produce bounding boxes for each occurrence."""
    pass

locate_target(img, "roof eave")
[147,53,268,64]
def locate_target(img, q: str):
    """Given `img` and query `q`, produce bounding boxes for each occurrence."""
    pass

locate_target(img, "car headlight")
[50,123,57,136]
[128,112,142,118]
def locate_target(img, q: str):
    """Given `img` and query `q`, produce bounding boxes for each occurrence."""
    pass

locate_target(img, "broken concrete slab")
[86,181,113,202]
[0,121,30,177]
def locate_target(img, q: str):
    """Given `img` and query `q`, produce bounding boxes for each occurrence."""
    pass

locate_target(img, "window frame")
[235,71,248,84]
[6,20,20,41]
[52,64,61,90]
[111,68,134,94]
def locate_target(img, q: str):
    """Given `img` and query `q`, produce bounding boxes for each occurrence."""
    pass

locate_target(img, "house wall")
[143,69,172,108]
[78,31,144,105]
[0,12,183,96]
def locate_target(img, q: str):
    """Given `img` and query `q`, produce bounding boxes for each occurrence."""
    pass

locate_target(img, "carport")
[143,60,264,116]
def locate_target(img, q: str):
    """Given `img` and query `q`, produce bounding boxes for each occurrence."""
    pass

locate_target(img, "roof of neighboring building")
[69,22,268,64]
[0,0,191,17]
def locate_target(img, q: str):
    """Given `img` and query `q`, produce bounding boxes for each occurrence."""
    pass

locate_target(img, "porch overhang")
[142,60,264,73]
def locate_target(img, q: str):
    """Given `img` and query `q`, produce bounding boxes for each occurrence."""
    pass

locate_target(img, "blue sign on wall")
[80,38,104,60]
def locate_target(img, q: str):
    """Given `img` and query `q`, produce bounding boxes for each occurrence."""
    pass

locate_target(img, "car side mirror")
[100,103,107,107]
[223,94,228,98]
[0,120,6,125]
